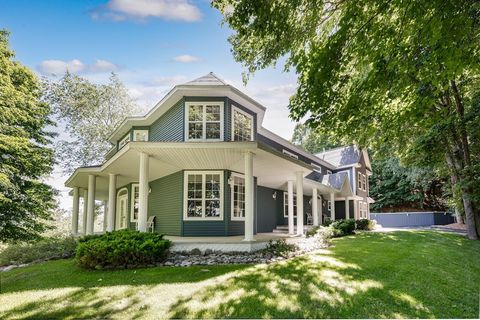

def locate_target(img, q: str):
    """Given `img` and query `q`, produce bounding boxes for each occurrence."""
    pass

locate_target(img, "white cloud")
[92,0,202,22]
[38,59,119,76]
[172,54,200,63]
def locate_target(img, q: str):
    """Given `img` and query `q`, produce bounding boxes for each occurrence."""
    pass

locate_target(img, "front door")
[117,195,128,229]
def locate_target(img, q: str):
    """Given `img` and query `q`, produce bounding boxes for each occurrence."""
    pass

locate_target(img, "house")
[65,73,373,241]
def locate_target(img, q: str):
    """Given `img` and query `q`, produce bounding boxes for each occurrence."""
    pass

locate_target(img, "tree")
[213,0,480,239]
[0,30,56,242]
[43,73,139,173]
[291,123,341,153]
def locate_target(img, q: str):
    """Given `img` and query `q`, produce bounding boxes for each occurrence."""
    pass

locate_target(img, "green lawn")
[1,231,479,319]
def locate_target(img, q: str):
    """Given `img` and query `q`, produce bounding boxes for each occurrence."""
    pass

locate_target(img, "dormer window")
[118,133,130,149]
[133,130,148,142]
[185,102,224,141]
[232,106,253,141]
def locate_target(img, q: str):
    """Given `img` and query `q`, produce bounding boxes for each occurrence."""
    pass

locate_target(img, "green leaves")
[0,30,56,243]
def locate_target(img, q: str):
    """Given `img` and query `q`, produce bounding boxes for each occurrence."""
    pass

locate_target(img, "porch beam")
[71,187,80,235]
[86,174,96,235]
[244,151,254,241]
[138,152,149,232]
[82,189,88,235]
[107,173,116,232]
[296,171,304,236]
[345,198,350,219]
[287,180,294,235]
[312,188,319,226]
[330,192,335,221]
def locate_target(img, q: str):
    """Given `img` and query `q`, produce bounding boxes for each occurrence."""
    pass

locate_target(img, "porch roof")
[65,141,352,200]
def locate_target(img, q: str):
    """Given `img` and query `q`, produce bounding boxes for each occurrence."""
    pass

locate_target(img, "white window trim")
[183,171,224,221]
[185,102,224,142]
[283,191,297,218]
[358,172,363,190]
[282,149,299,159]
[328,200,332,211]
[326,170,332,175]
[118,133,130,149]
[231,106,254,142]
[311,163,322,173]
[133,130,149,142]
[130,183,139,222]
[230,172,246,221]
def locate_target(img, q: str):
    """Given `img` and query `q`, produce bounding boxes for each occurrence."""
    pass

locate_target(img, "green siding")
[148,171,183,236]
[150,99,185,142]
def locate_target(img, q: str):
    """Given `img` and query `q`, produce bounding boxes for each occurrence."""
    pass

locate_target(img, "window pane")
[189,123,203,139]
[233,109,252,141]
[206,123,220,139]
[133,185,139,221]
[205,105,221,121]
[187,200,202,217]
[205,200,220,217]
[205,174,220,198]
[189,105,203,121]
[233,176,245,218]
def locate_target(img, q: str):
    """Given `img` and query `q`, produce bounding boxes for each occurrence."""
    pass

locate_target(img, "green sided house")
[65,73,373,243]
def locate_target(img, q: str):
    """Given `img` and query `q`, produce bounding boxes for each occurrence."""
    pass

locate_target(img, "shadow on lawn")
[166,231,475,319]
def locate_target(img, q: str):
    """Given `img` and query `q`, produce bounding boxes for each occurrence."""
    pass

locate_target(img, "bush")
[306,226,320,238]
[0,236,77,266]
[331,219,356,237]
[356,218,375,230]
[76,230,172,269]
[264,239,298,257]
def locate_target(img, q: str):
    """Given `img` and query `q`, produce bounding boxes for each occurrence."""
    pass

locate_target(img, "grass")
[1,231,479,319]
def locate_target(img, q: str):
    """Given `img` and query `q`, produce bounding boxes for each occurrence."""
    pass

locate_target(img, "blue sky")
[1,0,299,211]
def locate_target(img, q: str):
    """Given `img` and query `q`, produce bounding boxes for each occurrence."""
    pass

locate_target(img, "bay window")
[186,102,224,141]
[184,171,223,220]
[232,107,253,141]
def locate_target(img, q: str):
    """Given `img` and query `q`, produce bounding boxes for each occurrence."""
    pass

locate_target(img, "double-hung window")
[133,130,148,142]
[283,192,297,217]
[186,102,224,141]
[231,174,246,220]
[358,172,362,190]
[184,171,223,220]
[232,107,253,141]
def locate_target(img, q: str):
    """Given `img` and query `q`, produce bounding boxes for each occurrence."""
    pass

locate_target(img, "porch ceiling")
[65,141,342,199]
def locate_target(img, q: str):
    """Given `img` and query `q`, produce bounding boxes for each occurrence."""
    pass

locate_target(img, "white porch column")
[86,174,96,235]
[319,196,323,225]
[312,188,319,226]
[138,152,150,232]
[103,201,108,232]
[353,200,358,219]
[107,173,116,232]
[330,192,335,221]
[296,171,304,236]
[345,198,350,219]
[71,187,80,235]
[82,189,88,235]
[244,151,254,241]
[287,180,294,235]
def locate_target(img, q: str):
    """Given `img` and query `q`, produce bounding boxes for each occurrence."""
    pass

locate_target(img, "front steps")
[272,225,314,234]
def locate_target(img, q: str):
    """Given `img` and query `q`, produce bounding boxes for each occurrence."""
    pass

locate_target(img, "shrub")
[306,226,320,238]
[0,236,77,266]
[356,218,375,230]
[264,239,298,257]
[76,230,172,269]
[331,219,356,237]
[322,219,333,227]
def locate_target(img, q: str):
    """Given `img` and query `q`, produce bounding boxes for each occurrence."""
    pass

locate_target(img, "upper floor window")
[232,107,253,141]
[185,102,224,141]
[119,133,130,149]
[311,163,322,173]
[358,172,362,190]
[133,130,148,142]
[326,170,332,175]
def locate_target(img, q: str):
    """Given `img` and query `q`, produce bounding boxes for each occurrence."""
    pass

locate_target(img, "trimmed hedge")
[356,218,375,230]
[76,230,172,269]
